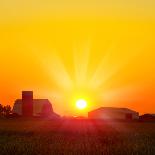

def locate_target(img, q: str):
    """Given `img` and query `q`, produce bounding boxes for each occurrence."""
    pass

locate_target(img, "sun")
[76,99,87,110]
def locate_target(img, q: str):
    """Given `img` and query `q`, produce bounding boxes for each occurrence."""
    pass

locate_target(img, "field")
[0,119,155,155]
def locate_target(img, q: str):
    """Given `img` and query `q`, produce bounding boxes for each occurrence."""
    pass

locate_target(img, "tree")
[3,105,12,116]
[0,104,3,116]
[0,104,12,117]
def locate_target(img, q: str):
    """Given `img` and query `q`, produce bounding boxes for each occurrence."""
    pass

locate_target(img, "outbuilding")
[88,107,139,120]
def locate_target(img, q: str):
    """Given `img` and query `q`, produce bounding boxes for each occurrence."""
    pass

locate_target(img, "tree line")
[0,104,12,117]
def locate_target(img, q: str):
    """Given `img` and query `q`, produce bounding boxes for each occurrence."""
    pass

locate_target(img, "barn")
[13,91,60,118]
[88,107,139,120]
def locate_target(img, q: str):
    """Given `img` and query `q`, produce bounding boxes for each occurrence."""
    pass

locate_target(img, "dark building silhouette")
[22,91,33,117]
[13,91,60,118]
[140,114,155,121]
[88,107,139,120]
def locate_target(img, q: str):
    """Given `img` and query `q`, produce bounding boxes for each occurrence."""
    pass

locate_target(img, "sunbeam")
[90,43,143,90]
[101,84,143,103]
[33,49,73,92]
[73,42,91,88]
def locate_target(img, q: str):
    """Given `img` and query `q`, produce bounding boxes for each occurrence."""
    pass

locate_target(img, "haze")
[0,0,155,116]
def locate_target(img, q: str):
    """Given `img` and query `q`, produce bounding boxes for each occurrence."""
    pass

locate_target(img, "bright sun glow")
[76,99,87,110]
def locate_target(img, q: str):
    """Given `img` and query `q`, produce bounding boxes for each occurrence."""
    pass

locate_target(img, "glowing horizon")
[0,0,154,116]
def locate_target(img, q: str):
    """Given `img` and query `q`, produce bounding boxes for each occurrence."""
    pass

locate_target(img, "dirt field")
[0,118,155,155]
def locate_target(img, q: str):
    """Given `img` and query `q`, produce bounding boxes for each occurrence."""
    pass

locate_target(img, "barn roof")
[14,99,52,105]
[13,99,60,117]
[14,99,53,113]
[89,107,138,114]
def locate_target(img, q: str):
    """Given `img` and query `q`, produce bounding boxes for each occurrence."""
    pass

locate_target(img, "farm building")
[88,107,139,120]
[13,91,60,118]
[140,114,155,121]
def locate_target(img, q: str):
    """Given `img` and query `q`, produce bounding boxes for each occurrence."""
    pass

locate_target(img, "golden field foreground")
[0,119,155,155]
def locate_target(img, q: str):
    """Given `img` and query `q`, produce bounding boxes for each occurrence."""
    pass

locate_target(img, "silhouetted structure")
[140,114,155,121]
[13,91,60,118]
[88,107,139,120]
[22,91,33,116]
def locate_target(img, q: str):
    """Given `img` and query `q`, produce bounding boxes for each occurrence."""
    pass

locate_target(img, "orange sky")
[0,0,155,116]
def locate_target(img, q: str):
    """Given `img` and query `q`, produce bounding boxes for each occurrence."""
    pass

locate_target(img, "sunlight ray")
[73,42,90,88]
[32,48,73,92]
[100,84,143,104]
[89,44,116,89]
[90,46,142,90]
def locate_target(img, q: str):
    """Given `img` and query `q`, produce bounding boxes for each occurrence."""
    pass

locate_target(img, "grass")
[0,118,155,155]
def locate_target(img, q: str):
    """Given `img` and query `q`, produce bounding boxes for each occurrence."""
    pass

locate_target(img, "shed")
[88,107,139,120]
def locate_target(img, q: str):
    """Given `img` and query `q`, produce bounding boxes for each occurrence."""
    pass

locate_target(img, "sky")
[0,0,155,116]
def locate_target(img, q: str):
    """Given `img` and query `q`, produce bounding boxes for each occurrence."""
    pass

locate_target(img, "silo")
[22,91,33,116]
